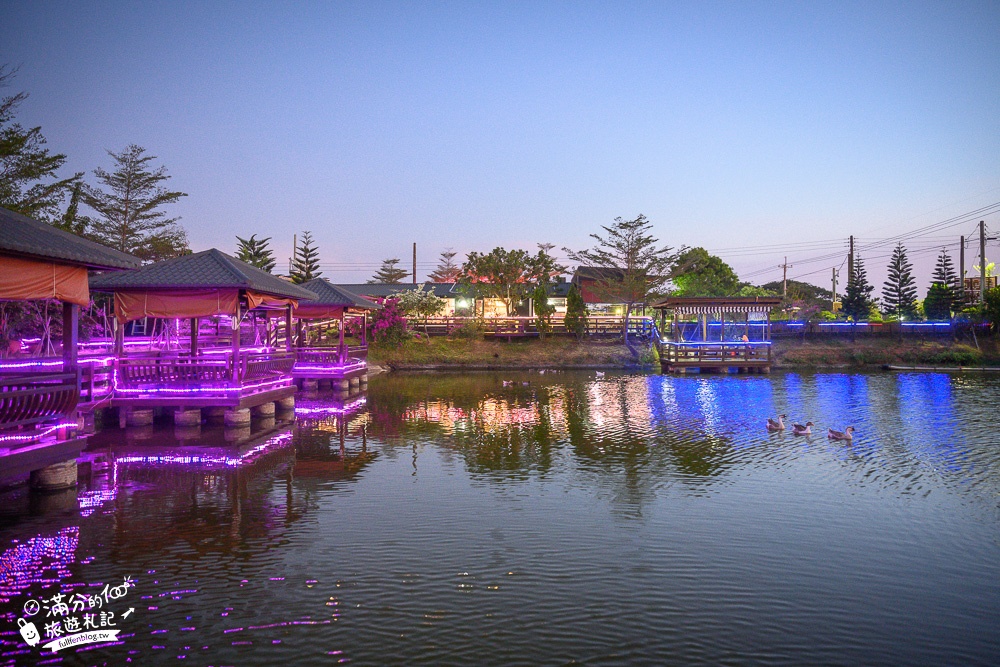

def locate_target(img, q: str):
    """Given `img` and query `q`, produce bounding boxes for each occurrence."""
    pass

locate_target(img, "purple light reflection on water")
[0,527,79,606]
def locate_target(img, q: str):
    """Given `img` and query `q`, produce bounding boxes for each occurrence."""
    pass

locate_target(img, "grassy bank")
[773,336,1000,368]
[368,334,1000,371]
[368,336,635,370]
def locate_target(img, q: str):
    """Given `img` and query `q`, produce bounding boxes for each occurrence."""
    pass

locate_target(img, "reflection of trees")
[293,414,377,487]
[366,372,735,514]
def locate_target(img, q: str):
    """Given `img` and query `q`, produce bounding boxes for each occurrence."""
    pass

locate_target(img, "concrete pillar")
[125,408,154,427]
[349,376,361,388]
[252,402,276,418]
[276,396,295,410]
[302,379,319,392]
[318,379,332,390]
[224,408,251,427]
[335,379,350,391]
[255,417,276,431]
[174,408,202,426]
[30,460,78,491]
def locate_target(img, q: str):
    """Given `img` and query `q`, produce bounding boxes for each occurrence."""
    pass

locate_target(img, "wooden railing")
[660,342,772,365]
[0,371,79,430]
[242,351,295,382]
[295,345,368,365]
[411,316,655,338]
[118,356,230,386]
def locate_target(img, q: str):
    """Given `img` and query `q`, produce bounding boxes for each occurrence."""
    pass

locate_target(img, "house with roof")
[570,267,656,316]
[336,282,571,318]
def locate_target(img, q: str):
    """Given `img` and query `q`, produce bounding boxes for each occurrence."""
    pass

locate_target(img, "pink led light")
[112,369,290,396]
[293,360,367,373]
[114,432,293,468]
[0,421,77,444]
[295,397,367,416]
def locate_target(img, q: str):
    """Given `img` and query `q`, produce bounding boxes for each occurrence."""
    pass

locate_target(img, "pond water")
[1,370,999,666]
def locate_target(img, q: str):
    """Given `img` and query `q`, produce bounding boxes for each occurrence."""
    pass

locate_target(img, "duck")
[766,414,787,432]
[827,426,855,441]
[595,371,605,378]
[792,421,814,436]
[502,380,512,387]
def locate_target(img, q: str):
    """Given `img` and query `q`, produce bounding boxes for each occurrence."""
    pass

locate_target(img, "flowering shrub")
[370,298,409,346]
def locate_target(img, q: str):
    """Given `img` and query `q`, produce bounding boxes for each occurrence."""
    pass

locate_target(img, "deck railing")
[411,316,654,338]
[295,345,368,365]
[0,371,79,431]
[660,342,772,365]
[116,350,294,392]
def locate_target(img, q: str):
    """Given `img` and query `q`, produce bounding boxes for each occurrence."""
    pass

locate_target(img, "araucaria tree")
[0,65,80,220]
[83,144,188,262]
[842,257,874,324]
[428,248,461,283]
[881,243,918,319]
[290,231,322,283]
[924,248,958,320]
[236,234,276,273]
[370,258,409,284]
[565,214,679,356]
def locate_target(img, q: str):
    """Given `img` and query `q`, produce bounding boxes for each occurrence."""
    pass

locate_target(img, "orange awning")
[0,256,90,306]
[114,289,241,322]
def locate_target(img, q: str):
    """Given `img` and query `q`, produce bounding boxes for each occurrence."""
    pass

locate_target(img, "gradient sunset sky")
[3,1,999,288]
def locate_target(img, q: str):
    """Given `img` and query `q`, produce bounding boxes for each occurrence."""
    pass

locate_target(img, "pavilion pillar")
[285,305,293,353]
[190,318,198,356]
[62,303,78,373]
[114,316,124,356]
[766,311,772,341]
[701,313,707,342]
[361,312,367,347]
[231,305,241,383]
[339,312,346,364]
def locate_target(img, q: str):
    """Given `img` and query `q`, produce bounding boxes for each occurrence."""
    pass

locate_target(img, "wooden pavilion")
[292,279,379,389]
[89,249,318,426]
[0,206,140,489]
[652,296,783,374]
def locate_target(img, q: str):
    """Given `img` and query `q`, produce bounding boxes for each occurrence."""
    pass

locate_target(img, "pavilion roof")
[651,296,783,314]
[300,279,381,309]
[0,206,141,270]
[90,248,318,300]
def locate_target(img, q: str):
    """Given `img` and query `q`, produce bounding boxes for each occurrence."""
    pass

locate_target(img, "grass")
[368,336,636,369]
[773,337,999,368]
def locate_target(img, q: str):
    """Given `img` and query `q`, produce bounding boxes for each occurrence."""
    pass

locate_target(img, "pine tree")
[842,257,874,323]
[83,144,188,262]
[924,248,957,319]
[290,231,322,284]
[370,258,409,284]
[881,243,918,319]
[54,181,88,236]
[428,248,461,283]
[236,234,276,273]
[0,65,79,220]
[564,283,588,340]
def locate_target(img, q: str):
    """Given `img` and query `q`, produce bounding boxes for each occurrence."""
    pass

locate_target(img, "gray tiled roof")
[90,248,318,300]
[0,206,141,269]
[335,283,460,299]
[300,278,381,309]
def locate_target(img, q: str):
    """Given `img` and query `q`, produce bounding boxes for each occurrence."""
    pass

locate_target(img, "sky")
[3,0,1000,292]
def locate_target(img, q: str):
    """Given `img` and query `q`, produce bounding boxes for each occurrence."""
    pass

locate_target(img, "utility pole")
[848,235,854,280]
[779,256,793,299]
[413,242,417,284]
[290,233,297,276]
[959,235,965,306]
[831,267,838,311]
[980,220,986,307]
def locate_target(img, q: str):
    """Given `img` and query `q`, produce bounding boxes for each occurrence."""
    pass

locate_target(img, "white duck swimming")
[827,426,855,441]
[792,421,813,436]
[766,414,787,432]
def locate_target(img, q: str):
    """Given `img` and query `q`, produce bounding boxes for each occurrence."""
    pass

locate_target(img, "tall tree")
[565,214,679,355]
[370,258,409,284]
[0,64,79,220]
[459,245,563,316]
[881,243,918,319]
[290,231,322,283]
[236,234,276,273]
[670,247,740,297]
[924,248,957,319]
[83,144,188,262]
[842,257,874,324]
[54,180,88,236]
[428,248,461,282]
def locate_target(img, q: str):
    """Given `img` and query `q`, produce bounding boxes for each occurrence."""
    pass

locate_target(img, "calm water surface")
[1,371,999,666]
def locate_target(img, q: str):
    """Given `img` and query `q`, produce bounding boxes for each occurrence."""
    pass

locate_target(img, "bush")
[370,298,410,346]
[452,319,484,340]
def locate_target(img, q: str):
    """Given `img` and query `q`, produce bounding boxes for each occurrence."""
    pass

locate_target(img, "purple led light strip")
[114,432,294,468]
[294,360,367,373]
[295,397,367,416]
[112,369,291,395]
[0,421,77,444]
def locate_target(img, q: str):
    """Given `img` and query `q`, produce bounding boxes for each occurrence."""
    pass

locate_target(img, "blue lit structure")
[652,296,783,374]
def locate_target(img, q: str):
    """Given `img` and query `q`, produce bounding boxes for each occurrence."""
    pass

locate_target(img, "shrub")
[370,298,409,346]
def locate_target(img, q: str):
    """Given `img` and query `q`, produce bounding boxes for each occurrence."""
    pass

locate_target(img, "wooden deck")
[659,342,773,374]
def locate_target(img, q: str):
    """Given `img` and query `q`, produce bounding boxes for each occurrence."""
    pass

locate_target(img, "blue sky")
[3,1,999,290]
